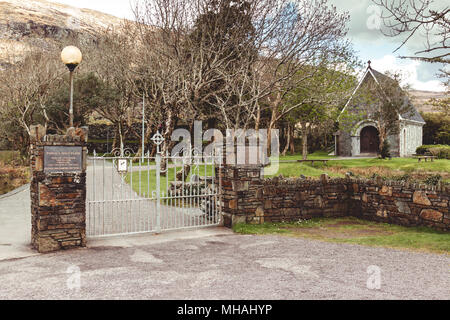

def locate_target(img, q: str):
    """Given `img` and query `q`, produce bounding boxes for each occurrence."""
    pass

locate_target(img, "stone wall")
[219,165,449,231]
[30,126,88,253]
[351,178,449,230]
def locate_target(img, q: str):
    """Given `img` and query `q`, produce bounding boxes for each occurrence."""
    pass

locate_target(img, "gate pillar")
[217,164,263,228]
[30,125,88,253]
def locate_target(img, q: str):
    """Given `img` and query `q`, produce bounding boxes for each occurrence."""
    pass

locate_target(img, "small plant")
[424,174,442,186]
[380,140,391,159]
[370,173,378,179]
[393,173,411,182]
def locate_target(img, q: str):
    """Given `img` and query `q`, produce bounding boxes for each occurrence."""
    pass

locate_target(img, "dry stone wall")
[353,178,449,230]
[219,165,449,231]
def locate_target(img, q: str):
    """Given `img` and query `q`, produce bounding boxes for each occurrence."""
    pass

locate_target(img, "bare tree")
[87,26,142,153]
[131,0,353,133]
[0,48,64,153]
[374,0,449,63]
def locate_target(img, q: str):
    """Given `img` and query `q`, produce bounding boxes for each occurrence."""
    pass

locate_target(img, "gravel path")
[0,231,448,300]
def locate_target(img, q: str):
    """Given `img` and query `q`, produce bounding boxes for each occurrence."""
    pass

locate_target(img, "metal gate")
[86,132,222,237]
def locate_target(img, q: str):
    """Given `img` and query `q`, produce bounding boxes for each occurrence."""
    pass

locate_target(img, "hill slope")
[0,0,124,68]
[408,90,448,114]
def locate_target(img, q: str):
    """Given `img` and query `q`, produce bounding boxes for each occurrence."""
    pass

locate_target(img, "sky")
[51,0,447,92]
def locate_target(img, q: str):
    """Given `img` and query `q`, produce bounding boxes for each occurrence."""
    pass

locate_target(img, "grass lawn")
[278,150,337,160]
[269,152,450,182]
[329,157,450,173]
[233,217,450,254]
[125,164,216,196]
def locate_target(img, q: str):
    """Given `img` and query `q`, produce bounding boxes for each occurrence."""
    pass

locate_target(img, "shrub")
[416,145,450,159]
[415,145,430,155]
[424,174,442,186]
[392,173,411,182]
[380,140,391,159]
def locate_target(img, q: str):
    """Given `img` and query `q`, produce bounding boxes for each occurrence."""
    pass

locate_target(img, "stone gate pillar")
[217,164,264,228]
[30,125,88,253]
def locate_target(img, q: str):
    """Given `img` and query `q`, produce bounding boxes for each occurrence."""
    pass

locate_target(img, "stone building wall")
[30,126,88,253]
[399,122,423,156]
[219,165,449,231]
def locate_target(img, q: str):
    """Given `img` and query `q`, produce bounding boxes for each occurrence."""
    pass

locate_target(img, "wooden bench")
[415,155,437,162]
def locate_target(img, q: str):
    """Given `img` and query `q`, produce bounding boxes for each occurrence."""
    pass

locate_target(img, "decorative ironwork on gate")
[86,131,222,237]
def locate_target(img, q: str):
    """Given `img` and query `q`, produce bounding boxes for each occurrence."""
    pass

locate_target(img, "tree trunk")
[136,126,153,158]
[118,121,124,156]
[267,92,281,156]
[112,125,119,152]
[282,124,290,156]
[301,124,308,160]
[378,126,387,153]
[289,126,295,155]
[160,109,176,176]
[254,102,261,131]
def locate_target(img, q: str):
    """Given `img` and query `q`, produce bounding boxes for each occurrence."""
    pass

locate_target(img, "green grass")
[125,164,216,196]
[278,150,337,160]
[266,151,339,178]
[267,151,450,182]
[265,162,344,178]
[328,157,450,173]
[233,217,450,254]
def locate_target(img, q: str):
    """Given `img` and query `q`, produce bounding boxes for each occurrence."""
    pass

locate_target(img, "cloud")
[370,55,446,92]
[328,0,445,53]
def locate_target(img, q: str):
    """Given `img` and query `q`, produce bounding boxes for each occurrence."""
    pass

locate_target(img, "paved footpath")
[0,185,37,260]
[0,227,448,299]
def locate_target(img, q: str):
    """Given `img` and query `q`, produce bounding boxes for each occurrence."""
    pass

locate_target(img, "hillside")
[1,0,447,115]
[408,90,448,114]
[0,0,124,68]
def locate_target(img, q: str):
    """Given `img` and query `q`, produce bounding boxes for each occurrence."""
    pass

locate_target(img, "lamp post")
[61,46,82,128]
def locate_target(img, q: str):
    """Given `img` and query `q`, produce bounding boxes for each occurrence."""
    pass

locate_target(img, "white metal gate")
[86,133,222,237]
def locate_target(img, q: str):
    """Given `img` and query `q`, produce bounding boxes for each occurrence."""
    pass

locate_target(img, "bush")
[392,173,411,182]
[424,174,442,186]
[416,145,450,159]
[380,140,391,159]
[0,151,27,166]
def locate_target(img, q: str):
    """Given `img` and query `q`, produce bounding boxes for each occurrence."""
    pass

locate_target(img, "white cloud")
[371,55,446,92]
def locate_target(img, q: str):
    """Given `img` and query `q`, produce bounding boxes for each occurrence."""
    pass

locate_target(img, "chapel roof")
[341,62,425,124]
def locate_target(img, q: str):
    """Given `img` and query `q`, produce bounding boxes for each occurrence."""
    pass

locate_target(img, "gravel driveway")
[0,181,448,300]
[0,228,448,300]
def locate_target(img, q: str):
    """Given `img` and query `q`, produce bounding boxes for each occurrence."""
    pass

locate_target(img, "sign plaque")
[117,159,128,173]
[44,146,82,173]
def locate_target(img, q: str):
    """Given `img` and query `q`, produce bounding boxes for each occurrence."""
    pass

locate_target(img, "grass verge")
[233,217,450,254]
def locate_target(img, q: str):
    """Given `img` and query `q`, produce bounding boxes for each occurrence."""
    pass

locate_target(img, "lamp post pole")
[69,69,74,127]
[61,46,82,128]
